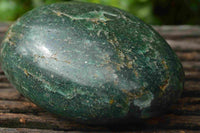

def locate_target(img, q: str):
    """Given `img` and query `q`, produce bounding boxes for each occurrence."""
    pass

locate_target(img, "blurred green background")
[0,0,200,25]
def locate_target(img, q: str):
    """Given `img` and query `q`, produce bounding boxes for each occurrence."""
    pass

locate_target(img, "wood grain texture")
[1,128,199,133]
[0,88,23,100]
[0,128,68,133]
[153,25,200,38]
[0,23,200,132]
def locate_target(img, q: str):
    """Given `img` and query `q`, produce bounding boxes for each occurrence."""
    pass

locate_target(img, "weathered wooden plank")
[0,75,9,82]
[185,71,200,81]
[141,131,200,133]
[0,113,106,131]
[0,83,13,88]
[178,97,200,105]
[2,112,200,131]
[0,23,9,33]
[0,71,4,75]
[0,88,22,100]
[184,81,200,92]
[182,81,200,97]
[167,39,200,52]
[182,61,200,71]
[145,115,200,130]
[176,52,200,61]
[0,128,199,133]
[153,25,200,38]
[0,100,43,113]
[171,104,200,116]
[0,128,66,133]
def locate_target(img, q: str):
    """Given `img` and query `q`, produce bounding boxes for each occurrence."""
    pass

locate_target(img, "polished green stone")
[0,2,184,124]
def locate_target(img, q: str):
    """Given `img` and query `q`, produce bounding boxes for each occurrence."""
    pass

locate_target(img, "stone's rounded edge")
[0,2,184,124]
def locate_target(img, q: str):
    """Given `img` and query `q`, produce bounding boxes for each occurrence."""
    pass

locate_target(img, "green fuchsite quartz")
[0,2,184,124]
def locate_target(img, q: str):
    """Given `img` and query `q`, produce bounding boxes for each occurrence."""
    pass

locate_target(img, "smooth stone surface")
[0,2,184,124]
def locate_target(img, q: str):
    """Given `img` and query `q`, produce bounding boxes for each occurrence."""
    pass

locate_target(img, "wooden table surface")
[0,23,200,133]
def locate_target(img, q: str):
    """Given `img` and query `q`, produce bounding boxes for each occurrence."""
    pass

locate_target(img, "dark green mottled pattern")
[0,2,184,123]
